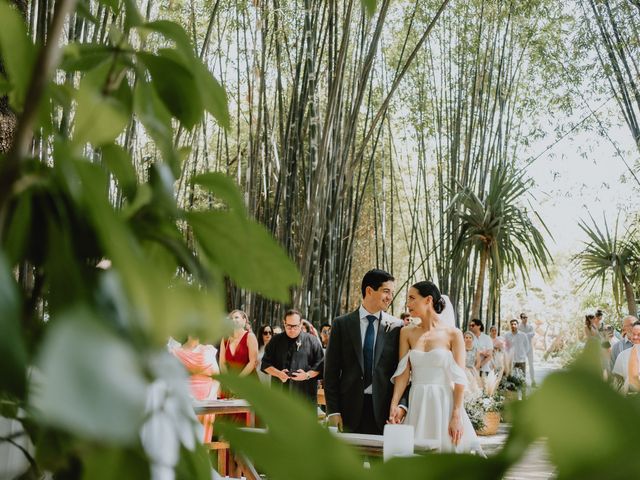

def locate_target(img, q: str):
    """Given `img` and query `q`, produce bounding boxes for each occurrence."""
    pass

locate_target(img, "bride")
[389,281,481,453]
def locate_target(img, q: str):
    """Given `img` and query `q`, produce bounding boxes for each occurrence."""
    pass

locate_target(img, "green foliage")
[31,309,148,443]
[0,1,36,111]
[218,374,511,480]
[510,341,640,479]
[0,253,26,397]
[73,67,132,146]
[451,165,552,319]
[0,2,293,477]
[1,1,640,479]
[574,214,640,315]
[361,0,378,17]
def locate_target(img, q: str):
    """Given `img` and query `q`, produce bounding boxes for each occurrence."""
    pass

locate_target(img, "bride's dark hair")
[412,281,446,314]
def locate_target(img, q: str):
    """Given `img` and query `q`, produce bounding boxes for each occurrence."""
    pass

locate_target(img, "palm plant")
[574,215,640,317]
[451,165,551,323]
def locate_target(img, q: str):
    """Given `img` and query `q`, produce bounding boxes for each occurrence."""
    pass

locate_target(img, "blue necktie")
[363,315,376,389]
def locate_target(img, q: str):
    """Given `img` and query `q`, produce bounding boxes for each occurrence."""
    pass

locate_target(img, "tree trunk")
[471,245,489,320]
[623,275,637,317]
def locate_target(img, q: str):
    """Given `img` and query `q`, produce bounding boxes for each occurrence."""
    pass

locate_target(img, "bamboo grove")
[4,0,639,328]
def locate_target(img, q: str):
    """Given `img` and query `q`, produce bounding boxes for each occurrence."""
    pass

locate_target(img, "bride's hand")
[448,410,463,445]
[387,404,403,424]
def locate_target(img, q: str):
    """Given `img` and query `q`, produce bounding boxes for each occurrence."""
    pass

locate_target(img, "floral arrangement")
[465,396,486,431]
[464,371,505,431]
[499,367,526,392]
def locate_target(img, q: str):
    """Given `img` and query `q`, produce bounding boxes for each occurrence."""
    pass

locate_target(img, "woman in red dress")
[220,309,259,379]
[218,309,258,477]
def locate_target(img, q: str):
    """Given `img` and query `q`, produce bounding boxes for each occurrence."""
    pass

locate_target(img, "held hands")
[387,404,406,424]
[278,369,290,383]
[448,410,463,446]
[290,369,310,381]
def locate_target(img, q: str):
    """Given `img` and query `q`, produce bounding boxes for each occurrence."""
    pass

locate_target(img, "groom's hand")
[327,414,343,431]
[395,406,406,423]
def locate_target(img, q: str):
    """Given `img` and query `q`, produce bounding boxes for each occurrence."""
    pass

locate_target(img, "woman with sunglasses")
[257,324,274,384]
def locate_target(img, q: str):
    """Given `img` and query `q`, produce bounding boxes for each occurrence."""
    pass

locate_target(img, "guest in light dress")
[169,336,219,443]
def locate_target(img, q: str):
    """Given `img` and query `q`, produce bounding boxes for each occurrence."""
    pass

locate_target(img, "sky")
[525,106,639,256]
[498,104,640,328]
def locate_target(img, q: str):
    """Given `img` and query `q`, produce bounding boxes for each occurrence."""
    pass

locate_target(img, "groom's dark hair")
[361,269,394,298]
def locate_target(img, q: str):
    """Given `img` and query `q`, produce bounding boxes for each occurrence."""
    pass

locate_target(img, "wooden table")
[193,399,256,477]
[193,398,255,427]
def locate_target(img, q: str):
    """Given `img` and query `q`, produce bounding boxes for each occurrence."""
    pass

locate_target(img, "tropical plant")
[451,165,552,324]
[574,215,640,317]
[0,0,301,477]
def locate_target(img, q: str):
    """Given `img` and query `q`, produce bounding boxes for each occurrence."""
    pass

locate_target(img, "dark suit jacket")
[261,332,324,403]
[323,309,407,433]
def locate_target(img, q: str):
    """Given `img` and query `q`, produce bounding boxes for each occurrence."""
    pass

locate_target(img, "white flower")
[382,317,402,333]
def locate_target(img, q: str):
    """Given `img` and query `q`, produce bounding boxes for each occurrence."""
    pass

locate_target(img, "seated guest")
[169,336,219,442]
[611,316,636,371]
[302,318,322,343]
[613,321,640,391]
[319,323,331,350]
[261,309,324,404]
[489,325,502,347]
[470,318,493,377]
[492,337,506,379]
[257,324,273,384]
[584,313,599,340]
[463,331,481,394]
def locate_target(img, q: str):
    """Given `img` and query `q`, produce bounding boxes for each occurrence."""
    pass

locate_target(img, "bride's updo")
[412,281,446,314]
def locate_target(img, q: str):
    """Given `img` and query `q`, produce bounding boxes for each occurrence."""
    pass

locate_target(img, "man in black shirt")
[261,309,324,404]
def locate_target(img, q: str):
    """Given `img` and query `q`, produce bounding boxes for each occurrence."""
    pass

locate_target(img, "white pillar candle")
[383,424,414,461]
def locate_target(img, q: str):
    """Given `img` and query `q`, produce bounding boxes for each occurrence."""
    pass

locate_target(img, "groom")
[324,269,408,434]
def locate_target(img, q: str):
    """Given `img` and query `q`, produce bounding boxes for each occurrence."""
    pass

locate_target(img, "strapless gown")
[392,348,482,453]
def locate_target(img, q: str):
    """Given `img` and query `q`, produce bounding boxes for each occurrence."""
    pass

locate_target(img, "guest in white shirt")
[469,319,493,377]
[505,319,531,378]
[518,312,536,386]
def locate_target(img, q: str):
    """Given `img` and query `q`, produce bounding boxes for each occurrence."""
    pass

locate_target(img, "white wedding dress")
[392,348,482,454]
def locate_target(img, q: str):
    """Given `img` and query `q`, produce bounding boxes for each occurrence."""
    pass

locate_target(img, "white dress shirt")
[518,322,535,340]
[613,346,639,381]
[504,331,531,363]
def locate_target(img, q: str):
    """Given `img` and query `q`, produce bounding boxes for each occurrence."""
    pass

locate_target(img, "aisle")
[478,358,560,479]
